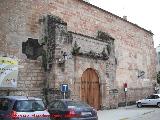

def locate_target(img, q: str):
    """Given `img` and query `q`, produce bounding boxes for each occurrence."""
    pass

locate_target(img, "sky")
[88,0,160,48]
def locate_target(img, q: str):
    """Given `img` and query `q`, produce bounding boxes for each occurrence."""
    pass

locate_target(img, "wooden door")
[81,68,100,110]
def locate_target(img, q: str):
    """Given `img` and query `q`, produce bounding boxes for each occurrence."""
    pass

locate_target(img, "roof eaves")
[81,0,153,35]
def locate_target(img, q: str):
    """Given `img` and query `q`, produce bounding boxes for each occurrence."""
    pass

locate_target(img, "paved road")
[131,108,160,120]
[97,105,160,120]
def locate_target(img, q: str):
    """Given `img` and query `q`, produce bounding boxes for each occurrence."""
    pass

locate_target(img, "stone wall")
[46,26,116,108]
[0,59,45,99]
[118,87,153,107]
[0,0,156,108]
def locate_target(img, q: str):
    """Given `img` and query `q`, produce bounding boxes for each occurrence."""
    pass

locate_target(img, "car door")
[145,95,158,105]
[142,95,154,105]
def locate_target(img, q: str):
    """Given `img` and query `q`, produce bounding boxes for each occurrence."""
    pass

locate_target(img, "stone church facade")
[0,0,156,109]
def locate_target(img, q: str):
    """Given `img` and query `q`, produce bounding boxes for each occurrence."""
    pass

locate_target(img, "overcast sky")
[89,0,160,48]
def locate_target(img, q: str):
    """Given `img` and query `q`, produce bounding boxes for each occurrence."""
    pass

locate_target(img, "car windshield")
[66,101,90,108]
[0,98,11,111]
[14,100,45,112]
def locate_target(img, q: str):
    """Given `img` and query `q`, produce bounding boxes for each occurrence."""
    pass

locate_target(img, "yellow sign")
[0,57,18,65]
[0,57,18,88]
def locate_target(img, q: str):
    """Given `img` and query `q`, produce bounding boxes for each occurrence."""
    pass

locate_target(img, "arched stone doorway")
[81,68,101,110]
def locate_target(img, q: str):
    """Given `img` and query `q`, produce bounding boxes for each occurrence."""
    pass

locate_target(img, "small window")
[155,95,159,99]
[147,95,159,99]
[147,95,154,99]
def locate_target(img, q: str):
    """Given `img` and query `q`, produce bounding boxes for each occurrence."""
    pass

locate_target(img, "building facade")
[0,0,156,109]
[156,45,160,72]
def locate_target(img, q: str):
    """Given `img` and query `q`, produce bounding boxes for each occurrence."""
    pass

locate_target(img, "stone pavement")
[97,105,159,120]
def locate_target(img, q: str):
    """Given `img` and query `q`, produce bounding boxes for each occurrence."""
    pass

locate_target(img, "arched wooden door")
[81,68,100,110]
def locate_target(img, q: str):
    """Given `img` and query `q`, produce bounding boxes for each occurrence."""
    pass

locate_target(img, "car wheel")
[137,103,142,108]
[157,102,160,108]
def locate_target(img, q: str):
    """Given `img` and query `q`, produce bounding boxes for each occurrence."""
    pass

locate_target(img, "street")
[97,105,160,120]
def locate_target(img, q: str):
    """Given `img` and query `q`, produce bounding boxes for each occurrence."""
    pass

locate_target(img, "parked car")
[48,99,98,120]
[0,96,50,120]
[136,94,160,108]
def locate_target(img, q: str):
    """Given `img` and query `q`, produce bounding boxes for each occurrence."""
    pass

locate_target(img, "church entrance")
[81,68,101,110]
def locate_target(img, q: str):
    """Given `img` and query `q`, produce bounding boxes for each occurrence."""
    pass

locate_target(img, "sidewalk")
[97,105,156,120]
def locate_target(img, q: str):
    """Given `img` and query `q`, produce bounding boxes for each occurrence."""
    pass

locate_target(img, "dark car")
[0,96,50,120]
[48,99,98,120]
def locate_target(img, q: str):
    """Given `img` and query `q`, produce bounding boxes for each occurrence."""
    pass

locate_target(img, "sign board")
[60,84,68,92]
[0,57,18,88]
[109,89,118,94]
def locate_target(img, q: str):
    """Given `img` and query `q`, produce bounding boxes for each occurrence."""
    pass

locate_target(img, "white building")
[156,45,160,72]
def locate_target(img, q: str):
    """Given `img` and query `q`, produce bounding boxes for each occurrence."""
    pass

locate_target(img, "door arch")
[81,68,101,110]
